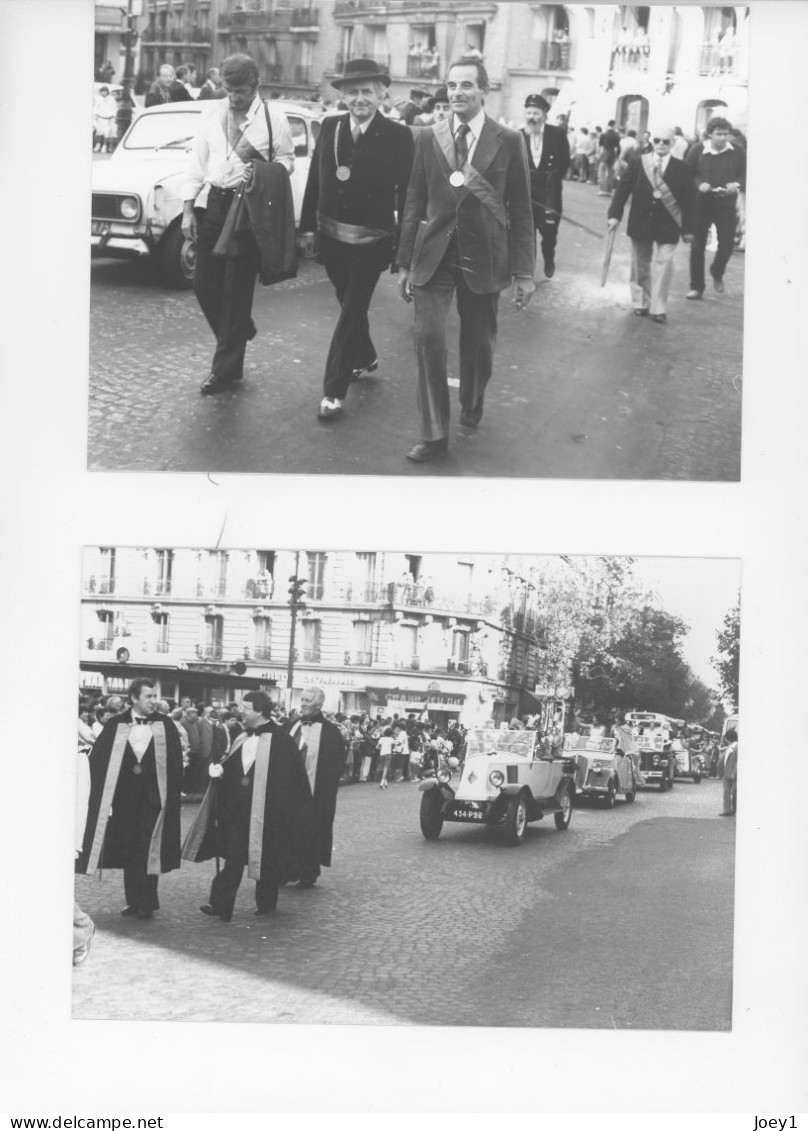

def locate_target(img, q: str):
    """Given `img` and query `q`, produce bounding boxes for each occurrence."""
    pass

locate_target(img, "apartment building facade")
[80,548,547,725]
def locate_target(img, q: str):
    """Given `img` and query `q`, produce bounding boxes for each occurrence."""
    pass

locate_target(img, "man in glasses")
[606,126,695,324]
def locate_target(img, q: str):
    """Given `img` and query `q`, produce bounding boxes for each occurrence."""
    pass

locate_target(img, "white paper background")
[1,0,806,1119]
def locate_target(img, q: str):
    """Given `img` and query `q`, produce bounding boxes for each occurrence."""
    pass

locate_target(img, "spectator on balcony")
[685,116,745,300]
[182,53,295,396]
[198,66,225,100]
[287,687,345,887]
[520,93,571,279]
[76,679,184,921]
[299,58,414,422]
[719,26,736,73]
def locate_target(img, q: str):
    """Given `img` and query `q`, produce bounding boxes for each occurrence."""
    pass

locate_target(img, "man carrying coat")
[520,93,571,278]
[397,57,536,462]
[287,687,345,888]
[183,690,320,921]
[607,125,695,324]
[76,679,184,920]
[300,59,414,422]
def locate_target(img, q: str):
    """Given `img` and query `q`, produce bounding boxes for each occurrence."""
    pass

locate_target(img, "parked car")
[91,100,320,288]
[418,727,576,846]
[564,732,638,806]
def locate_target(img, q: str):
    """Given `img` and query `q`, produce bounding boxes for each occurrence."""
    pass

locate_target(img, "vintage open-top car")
[672,733,704,783]
[418,727,576,846]
[564,733,638,805]
[636,731,676,790]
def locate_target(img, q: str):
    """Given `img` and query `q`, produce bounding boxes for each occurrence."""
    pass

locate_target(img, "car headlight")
[489,770,505,788]
[119,196,140,220]
[652,755,660,766]
[592,761,603,773]
[437,768,451,784]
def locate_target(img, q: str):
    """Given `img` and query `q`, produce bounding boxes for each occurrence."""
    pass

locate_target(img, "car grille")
[92,194,129,220]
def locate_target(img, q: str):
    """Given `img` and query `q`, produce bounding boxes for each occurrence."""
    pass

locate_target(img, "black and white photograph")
[88,1,745,478]
[75,546,739,1029]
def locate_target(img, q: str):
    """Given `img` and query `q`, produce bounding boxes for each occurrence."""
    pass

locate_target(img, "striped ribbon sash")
[247,733,273,880]
[641,153,682,230]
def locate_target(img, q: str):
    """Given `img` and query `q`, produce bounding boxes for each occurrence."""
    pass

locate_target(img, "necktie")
[351,123,361,145]
[455,123,470,168]
[654,158,664,188]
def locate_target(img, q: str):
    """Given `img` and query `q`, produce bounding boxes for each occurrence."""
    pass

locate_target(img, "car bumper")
[91,235,153,258]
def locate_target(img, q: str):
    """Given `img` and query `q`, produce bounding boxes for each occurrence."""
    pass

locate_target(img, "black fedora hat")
[331,58,391,89]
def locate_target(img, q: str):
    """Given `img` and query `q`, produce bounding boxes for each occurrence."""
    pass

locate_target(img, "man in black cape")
[287,686,345,888]
[183,690,320,921]
[76,678,184,920]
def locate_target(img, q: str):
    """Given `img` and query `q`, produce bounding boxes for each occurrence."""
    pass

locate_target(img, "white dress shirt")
[184,94,295,204]
[529,128,544,167]
[128,717,153,761]
[451,109,486,166]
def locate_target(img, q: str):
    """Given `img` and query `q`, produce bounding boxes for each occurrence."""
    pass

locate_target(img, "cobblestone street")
[74,775,734,1030]
[88,181,743,480]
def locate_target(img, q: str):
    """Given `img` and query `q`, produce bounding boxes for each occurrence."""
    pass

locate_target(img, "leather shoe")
[120,906,138,917]
[712,275,725,293]
[544,257,555,278]
[651,313,667,324]
[255,907,277,916]
[296,878,317,889]
[351,358,379,380]
[136,909,154,920]
[317,397,343,420]
[200,373,240,395]
[633,308,649,317]
[406,437,448,463]
[200,904,232,922]
[460,408,482,428]
[685,289,703,300]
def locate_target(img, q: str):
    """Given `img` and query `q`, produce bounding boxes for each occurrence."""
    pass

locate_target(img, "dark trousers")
[320,234,390,400]
[689,198,737,292]
[413,241,500,440]
[532,204,559,265]
[208,822,279,914]
[193,187,261,382]
[123,866,159,912]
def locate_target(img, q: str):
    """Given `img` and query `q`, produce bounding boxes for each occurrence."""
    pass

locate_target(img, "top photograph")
[89,1,746,479]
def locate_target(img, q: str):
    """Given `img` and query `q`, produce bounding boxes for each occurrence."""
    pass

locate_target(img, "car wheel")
[503,794,528,846]
[554,783,573,830]
[160,221,196,289]
[604,780,616,808]
[419,790,444,841]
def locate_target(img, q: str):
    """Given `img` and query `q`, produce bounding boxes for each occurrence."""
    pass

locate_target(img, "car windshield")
[124,111,200,151]
[466,729,536,760]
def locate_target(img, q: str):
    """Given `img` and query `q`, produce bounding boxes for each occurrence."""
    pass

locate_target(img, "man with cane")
[520,94,570,278]
[182,691,319,922]
[181,54,294,395]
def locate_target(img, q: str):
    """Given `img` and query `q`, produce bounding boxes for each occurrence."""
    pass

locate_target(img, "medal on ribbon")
[132,764,143,775]
[449,169,466,188]
[336,166,351,181]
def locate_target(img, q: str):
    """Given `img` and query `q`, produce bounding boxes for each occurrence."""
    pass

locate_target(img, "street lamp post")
[286,550,307,714]
[117,0,142,140]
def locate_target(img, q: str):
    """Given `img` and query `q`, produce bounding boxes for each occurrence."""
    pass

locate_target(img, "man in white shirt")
[181,53,295,395]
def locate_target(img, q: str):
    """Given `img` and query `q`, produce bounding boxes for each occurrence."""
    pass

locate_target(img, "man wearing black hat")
[402,88,429,126]
[300,59,414,421]
[520,94,570,278]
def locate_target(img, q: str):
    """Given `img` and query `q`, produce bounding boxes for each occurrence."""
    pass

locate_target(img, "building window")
[154,613,170,654]
[302,619,321,663]
[396,624,419,670]
[404,554,422,581]
[99,547,116,594]
[202,614,224,661]
[306,551,326,600]
[96,610,114,648]
[407,27,438,79]
[210,550,228,598]
[254,616,272,661]
[351,620,373,666]
[155,548,173,596]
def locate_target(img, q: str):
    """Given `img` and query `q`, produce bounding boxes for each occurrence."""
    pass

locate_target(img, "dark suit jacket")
[288,714,344,867]
[300,111,414,267]
[398,115,535,293]
[520,123,571,217]
[608,154,695,244]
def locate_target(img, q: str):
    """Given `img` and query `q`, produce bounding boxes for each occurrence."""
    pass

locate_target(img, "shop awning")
[80,660,272,691]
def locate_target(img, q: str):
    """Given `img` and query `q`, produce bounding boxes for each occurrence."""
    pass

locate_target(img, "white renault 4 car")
[418,727,576,846]
[91,100,320,288]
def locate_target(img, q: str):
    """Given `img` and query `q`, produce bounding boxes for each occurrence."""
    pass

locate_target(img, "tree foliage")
[711,595,740,709]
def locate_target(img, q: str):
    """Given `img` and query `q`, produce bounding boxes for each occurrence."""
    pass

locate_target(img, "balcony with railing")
[302,648,322,663]
[698,39,742,77]
[406,53,441,80]
[251,646,272,662]
[191,27,213,42]
[86,638,115,651]
[155,641,170,653]
[538,36,572,71]
[196,644,224,661]
[446,658,470,675]
[395,655,420,671]
[291,7,319,29]
[84,577,116,595]
[609,36,651,74]
[344,650,374,666]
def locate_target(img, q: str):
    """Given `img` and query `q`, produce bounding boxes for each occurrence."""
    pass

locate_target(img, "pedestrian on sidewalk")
[181,53,295,395]
[720,729,738,815]
[377,727,394,788]
[397,56,535,462]
[685,117,745,299]
[186,691,319,921]
[607,126,695,324]
[287,687,345,888]
[299,58,414,422]
[596,119,620,195]
[520,93,571,279]
[76,679,184,921]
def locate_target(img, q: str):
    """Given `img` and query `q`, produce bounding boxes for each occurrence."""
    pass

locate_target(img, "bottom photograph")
[74,547,740,1030]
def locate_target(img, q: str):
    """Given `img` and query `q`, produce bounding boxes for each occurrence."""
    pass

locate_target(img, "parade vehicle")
[563,732,638,806]
[635,728,676,790]
[91,100,320,288]
[418,727,575,846]
[672,726,704,783]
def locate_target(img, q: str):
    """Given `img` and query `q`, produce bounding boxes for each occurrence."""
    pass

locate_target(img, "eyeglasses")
[652,137,672,144]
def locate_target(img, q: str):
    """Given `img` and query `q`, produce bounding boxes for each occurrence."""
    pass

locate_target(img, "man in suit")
[76,679,184,920]
[607,126,695,324]
[183,691,320,921]
[397,57,536,462]
[287,687,345,887]
[300,59,414,421]
[520,94,571,278]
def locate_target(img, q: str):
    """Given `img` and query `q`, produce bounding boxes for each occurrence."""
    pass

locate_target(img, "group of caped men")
[73,678,344,966]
